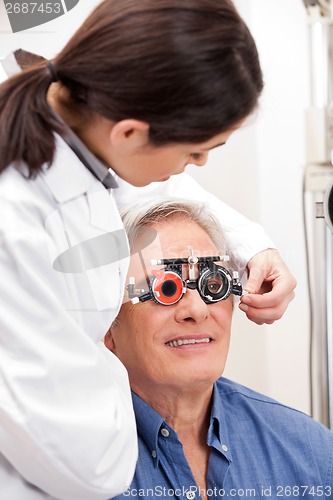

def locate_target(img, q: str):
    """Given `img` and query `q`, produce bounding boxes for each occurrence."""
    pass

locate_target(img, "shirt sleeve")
[115,172,275,277]
[0,220,138,499]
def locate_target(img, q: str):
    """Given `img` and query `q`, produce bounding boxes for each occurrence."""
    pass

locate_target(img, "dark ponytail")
[0,64,64,176]
[14,49,47,70]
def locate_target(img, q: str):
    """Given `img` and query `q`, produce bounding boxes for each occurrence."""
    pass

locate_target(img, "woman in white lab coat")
[0,1,296,499]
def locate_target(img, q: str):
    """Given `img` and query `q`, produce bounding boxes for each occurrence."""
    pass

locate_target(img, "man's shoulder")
[216,377,333,438]
[216,377,297,407]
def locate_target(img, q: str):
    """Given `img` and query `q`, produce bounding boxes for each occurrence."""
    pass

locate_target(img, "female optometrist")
[0,1,296,499]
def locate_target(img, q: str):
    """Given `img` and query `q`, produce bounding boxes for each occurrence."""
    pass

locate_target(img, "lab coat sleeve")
[184,177,276,275]
[115,172,275,277]
[0,221,138,499]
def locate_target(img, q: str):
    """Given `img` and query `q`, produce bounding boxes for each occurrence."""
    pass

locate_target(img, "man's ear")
[110,119,150,148]
[104,328,116,353]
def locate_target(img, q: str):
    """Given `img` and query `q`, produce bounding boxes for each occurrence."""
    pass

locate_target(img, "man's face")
[105,217,233,397]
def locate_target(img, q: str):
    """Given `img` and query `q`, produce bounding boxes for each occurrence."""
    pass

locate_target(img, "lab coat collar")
[41,134,109,203]
[60,122,118,190]
[0,59,9,83]
[41,135,121,233]
[0,52,21,78]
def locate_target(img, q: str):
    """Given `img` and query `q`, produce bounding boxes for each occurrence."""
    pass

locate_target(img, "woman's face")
[105,218,233,397]
[109,126,240,187]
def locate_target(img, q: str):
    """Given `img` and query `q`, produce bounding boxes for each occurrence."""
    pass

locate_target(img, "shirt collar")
[209,382,233,462]
[132,381,233,466]
[132,391,165,467]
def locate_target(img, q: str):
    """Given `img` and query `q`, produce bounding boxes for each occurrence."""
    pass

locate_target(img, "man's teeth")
[166,338,211,347]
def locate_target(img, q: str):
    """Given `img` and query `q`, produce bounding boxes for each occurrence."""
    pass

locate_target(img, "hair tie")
[46,61,59,83]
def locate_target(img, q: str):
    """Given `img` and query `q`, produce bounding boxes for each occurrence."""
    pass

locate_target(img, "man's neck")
[132,382,213,439]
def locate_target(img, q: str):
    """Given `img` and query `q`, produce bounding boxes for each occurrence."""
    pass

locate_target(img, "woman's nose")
[186,151,209,167]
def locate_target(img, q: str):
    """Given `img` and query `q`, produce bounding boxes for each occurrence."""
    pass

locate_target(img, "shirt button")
[160,428,170,437]
[151,450,157,458]
[222,444,228,452]
[186,491,196,499]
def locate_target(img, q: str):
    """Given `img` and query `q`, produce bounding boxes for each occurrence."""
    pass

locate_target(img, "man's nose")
[174,288,209,323]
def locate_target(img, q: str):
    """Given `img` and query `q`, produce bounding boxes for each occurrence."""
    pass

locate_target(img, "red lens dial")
[151,270,184,305]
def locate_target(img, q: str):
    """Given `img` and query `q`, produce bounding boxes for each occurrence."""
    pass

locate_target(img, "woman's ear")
[109,119,150,147]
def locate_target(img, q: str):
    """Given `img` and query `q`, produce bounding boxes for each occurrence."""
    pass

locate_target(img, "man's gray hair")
[120,197,227,255]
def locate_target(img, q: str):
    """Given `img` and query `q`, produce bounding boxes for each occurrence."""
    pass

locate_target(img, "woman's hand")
[239,249,296,325]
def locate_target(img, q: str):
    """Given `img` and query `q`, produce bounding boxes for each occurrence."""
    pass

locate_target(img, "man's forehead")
[131,225,217,259]
[129,243,219,281]
[131,239,218,260]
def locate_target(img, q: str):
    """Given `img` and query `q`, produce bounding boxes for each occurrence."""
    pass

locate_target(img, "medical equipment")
[127,246,243,306]
[303,0,333,429]
[324,177,333,233]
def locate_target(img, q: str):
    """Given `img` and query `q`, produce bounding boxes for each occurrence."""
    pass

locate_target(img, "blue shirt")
[112,378,333,499]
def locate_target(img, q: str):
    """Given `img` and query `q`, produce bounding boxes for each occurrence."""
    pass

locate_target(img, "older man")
[105,199,333,500]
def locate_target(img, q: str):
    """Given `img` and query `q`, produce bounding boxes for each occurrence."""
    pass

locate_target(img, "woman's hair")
[120,197,227,256]
[0,0,263,176]
[13,49,46,70]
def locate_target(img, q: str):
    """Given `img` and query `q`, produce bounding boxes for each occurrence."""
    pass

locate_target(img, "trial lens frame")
[127,246,243,306]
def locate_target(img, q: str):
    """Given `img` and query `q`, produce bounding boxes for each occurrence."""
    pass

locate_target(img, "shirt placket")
[205,447,231,499]
[158,424,200,500]
[205,414,232,499]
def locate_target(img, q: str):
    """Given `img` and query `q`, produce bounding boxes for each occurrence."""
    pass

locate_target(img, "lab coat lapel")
[42,136,129,316]
[43,135,119,232]
[42,135,93,203]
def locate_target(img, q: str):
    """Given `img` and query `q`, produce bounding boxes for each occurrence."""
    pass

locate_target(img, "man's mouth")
[165,337,212,347]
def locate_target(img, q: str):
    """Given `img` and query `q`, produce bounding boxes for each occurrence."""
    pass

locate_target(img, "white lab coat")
[0,135,137,500]
[0,58,274,500]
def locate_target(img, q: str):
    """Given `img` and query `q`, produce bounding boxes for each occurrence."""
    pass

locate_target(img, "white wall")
[0,0,311,413]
